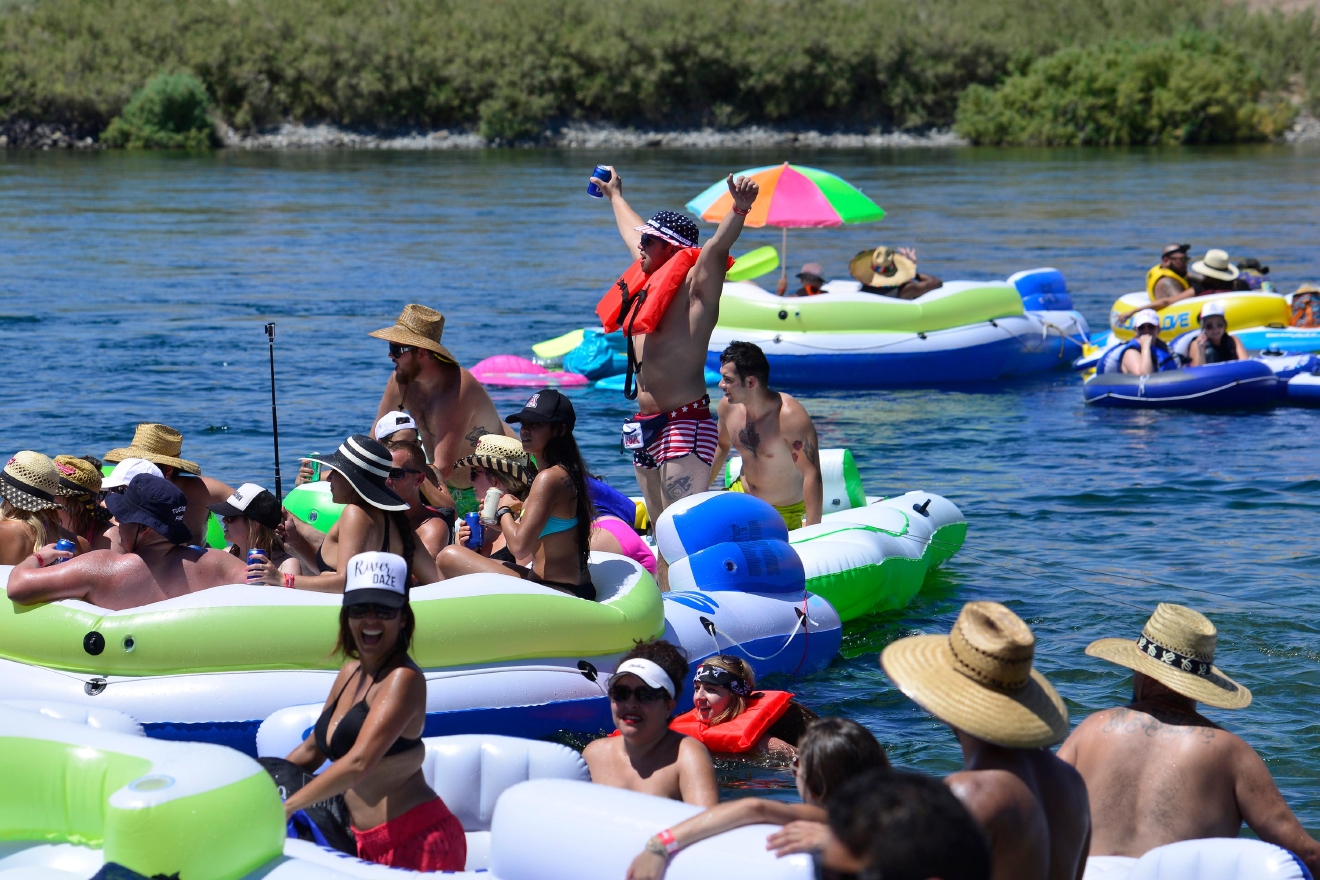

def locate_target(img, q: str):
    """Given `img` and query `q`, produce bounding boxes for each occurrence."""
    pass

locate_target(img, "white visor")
[610,658,676,698]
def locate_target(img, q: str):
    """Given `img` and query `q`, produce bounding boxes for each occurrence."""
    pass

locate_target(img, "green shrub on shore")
[955,33,1299,146]
[101,73,215,149]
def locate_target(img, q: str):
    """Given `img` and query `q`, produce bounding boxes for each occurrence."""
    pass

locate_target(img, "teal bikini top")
[538,515,579,539]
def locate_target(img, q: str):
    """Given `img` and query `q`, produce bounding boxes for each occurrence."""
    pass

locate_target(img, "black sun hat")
[306,436,407,512]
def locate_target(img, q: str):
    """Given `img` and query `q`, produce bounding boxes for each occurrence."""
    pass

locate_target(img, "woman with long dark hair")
[436,390,595,599]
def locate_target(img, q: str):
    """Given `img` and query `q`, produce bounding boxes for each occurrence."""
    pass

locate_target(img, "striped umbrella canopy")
[686,162,884,281]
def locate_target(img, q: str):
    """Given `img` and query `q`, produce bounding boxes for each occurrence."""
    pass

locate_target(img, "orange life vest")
[597,247,702,337]
[668,691,793,753]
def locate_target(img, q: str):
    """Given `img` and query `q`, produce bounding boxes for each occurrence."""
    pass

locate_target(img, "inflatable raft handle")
[912,498,931,517]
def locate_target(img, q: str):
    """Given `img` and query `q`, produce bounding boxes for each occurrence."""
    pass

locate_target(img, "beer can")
[464,512,484,550]
[52,538,76,563]
[247,549,266,582]
[587,165,611,198]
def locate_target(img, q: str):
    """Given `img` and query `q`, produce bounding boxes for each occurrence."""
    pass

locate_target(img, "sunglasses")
[221,514,247,524]
[347,603,400,620]
[388,343,417,359]
[609,684,669,704]
[387,466,424,480]
[640,234,669,249]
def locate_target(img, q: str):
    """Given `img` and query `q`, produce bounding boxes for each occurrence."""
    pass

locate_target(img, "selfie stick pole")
[265,322,283,502]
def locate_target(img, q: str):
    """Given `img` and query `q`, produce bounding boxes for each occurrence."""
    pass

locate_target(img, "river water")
[2,145,1319,824]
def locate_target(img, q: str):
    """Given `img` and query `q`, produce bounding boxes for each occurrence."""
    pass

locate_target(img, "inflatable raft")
[1108,290,1292,341]
[471,354,590,388]
[1084,360,1280,409]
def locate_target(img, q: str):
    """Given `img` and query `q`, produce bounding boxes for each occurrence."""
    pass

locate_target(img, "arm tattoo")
[804,439,818,466]
[737,419,761,458]
[465,426,488,447]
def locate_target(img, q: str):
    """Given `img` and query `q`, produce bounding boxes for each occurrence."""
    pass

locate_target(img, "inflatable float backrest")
[667,539,806,594]
[725,448,867,513]
[3,699,143,737]
[1126,838,1310,880]
[1009,268,1074,311]
[0,707,283,880]
[490,779,813,880]
[656,491,790,564]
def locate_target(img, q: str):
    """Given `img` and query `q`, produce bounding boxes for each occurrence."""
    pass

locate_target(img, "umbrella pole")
[781,228,788,281]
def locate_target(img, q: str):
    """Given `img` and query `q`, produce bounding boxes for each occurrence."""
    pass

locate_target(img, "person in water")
[6,474,247,610]
[881,601,1091,880]
[0,452,68,565]
[278,436,438,591]
[850,246,942,300]
[593,165,759,588]
[584,639,718,808]
[1058,603,1320,880]
[102,423,234,547]
[1188,248,1242,294]
[625,717,887,880]
[775,262,827,297]
[673,655,817,760]
[370,304,508,518]
[710,341,823,530]
[1187,300,1247,366]
[52,455,111,552]
[438,394,596,599]
[1119,309,1179,376]
[1118,243,1195,324]
[280,551,466,871]
[383,438,453,560]
[209,483,302,579]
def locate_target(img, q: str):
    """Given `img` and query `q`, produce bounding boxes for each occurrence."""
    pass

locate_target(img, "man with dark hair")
[583,639,718,807]
[829,768,991,880]
[710,341,822,529]
[383,439,454,560]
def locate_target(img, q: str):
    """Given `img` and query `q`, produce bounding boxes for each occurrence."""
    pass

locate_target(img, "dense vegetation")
[0,0,1314,144]
[100,73,215,148]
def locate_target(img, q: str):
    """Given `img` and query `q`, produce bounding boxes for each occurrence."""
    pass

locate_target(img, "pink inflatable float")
[471,355,590,388]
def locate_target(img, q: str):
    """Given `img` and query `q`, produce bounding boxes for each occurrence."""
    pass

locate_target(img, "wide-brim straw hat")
[53,455,102,496]
[368,304,458,364]
[453,434,533,492]
[1086,603,1250,710]
[1191,249,1240,283]
[1294,283,1319,295]
[881,601,1069,749]
[0,451,64,513]
[850,247,917,289]
[306,436,408,513]
[103,423,201,475]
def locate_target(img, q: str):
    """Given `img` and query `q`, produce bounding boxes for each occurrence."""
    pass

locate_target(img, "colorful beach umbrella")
[686,163,885,280]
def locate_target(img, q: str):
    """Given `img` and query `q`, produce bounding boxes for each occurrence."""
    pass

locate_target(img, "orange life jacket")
[668,691,793,753]
[597,247,702,337]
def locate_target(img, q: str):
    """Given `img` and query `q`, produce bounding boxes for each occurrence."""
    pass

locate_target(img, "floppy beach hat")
[0,452,64,513]
[1191,249,1240,283]
[343,551,409,609]
[368,304,458,364]
[306,436,408,513]
[634,211,700,249]
[373,411,418,441]
[1294,283,1319,296]
[103,458,165,490]
[208,482,282,529]
[1198,300,1228,324]
[1132,308,1161,331]
[453,435,533,493]
[103,424,201,475]
[796,262,826,283]
[849,247,916,289]
[104,474,192,545]
[1085,603,1250,710]
[53,456,102,497]
[1162,243,1191,258]
[505,389,576,431]
[881,601,1069,749]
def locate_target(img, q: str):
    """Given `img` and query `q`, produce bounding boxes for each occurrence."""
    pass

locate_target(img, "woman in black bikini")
[274,435,439,591]
[281,551,464,870]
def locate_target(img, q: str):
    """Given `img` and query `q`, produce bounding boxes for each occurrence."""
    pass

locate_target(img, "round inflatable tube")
[1258,353,1320,381]
[1287,371,1320,405]
[3,699,143,736]
[1010,267,1073,311]
[1109,290,1291,341]
[1084,360,1280,409]
[667,540,806,594]
[282,480,343,533]
[471,354,590,388]
[1234,325,1320,354]
[656,491,790,565]
[724,447,866,514]
[1126,838,1308,880]
[490,779,813,880]
[0,706,284,880]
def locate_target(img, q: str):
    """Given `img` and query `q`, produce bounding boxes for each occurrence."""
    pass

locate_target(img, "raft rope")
[699,599,811,663]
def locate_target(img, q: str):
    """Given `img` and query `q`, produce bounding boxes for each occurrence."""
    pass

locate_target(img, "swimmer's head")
[796,717,889,806]
[692,655,755,726]
[609,640,688,742]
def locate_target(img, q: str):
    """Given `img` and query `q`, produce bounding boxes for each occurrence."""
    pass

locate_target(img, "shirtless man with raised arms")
[709,341,822,530]
[1059,603,1320,880]
[6,474,247,611]
[370,304,507,516]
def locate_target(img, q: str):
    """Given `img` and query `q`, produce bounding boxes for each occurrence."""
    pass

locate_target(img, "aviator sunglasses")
[608,683,669,704]
[347,603,400,620]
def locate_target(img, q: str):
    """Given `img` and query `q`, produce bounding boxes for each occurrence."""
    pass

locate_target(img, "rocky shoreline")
[4,116,1319,151]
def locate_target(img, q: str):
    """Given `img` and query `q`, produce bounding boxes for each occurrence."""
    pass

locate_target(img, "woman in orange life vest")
[669,655,818,760]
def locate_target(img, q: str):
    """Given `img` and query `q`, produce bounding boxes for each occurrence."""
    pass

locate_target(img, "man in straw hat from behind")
[1057,603,1320,879]
[369,304,506,519]
[103,423,234,548]
[881,601,1090,880]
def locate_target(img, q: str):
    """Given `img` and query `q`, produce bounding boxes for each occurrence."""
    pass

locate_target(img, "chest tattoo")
[738,419,761,458]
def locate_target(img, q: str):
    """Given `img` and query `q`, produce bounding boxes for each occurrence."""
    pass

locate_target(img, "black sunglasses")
[347,603,399,620]
[640,233,669,249]
[388,343,417,359]
[388,466,424,480]
[609,684,668,704]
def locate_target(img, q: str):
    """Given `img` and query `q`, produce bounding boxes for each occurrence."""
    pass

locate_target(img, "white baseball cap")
[374,411,418,441]
[1198,300,1227,322]
[343,551,408,608]
[610,658,676,698]
[1132,309,1161,331]
[103,457,164,490]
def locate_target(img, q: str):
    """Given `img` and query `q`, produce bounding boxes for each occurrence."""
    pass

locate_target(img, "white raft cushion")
[1125,838,1309,880]
[2,699,143,736]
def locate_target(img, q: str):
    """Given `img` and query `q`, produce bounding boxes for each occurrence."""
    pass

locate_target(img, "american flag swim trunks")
[630,395,718,470]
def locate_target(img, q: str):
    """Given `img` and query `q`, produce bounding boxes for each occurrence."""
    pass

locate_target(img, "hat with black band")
[306,436,408,512]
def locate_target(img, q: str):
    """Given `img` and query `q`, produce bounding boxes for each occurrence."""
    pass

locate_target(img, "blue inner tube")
[1084,360,1280,409]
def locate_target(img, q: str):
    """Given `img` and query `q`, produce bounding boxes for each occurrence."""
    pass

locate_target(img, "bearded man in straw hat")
[103,423,234,547]
[881,601,1090,880]
[1057,604,1320,879]
[370,304,507,519]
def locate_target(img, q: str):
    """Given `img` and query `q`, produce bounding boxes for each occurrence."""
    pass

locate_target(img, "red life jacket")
[668,691,793,753]
[598,247,702,337]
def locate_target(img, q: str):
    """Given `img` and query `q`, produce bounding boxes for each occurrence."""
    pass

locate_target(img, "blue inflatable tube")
[1083,360,1280,409]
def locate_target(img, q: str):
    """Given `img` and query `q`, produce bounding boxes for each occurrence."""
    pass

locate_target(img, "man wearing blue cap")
[6,474,247,610]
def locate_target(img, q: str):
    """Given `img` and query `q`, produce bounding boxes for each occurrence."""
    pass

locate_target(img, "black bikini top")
[313,665,423,762]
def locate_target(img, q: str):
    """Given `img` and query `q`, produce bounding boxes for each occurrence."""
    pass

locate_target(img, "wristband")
[657,828,679,856]
[496,507,514,522]
[283,573,295,589]
[32,553,44,568]
[732,205,750,216]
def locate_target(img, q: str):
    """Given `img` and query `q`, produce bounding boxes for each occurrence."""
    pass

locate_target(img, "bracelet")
[32,553,44,568]
[496,507,514,521]
[644,836,670,860]
[283,573,295,589]
[732,205,750,216]
[657,829,679,856]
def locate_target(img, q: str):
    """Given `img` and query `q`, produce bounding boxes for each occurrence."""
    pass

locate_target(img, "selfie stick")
[265,322,283,502]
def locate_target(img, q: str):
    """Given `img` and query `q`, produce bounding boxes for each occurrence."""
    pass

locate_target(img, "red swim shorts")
[353,797,467,872]
[630,396,718,470]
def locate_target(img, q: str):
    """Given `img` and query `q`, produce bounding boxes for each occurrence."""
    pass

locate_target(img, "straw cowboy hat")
[53,455,102,497]
[453,434,533,494]
[103,423,201,475]
[0,452,65,513]
[1086,603,1250,710]
[369,304,458,364]
[850,247,916,289]
[307,436,408,513]
[1191,249,1240,283]
[881,601,1069,748]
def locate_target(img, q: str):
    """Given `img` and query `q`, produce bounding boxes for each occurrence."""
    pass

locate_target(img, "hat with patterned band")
[0,451,64,513]
[53,455,102,497]
[103,423,201,475]
[306,436,408,513]
[634,211,700,249]
[453,435,533,495]
[850,246,916,289]
[1086,603,1250,710]
[369,304,458,364]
